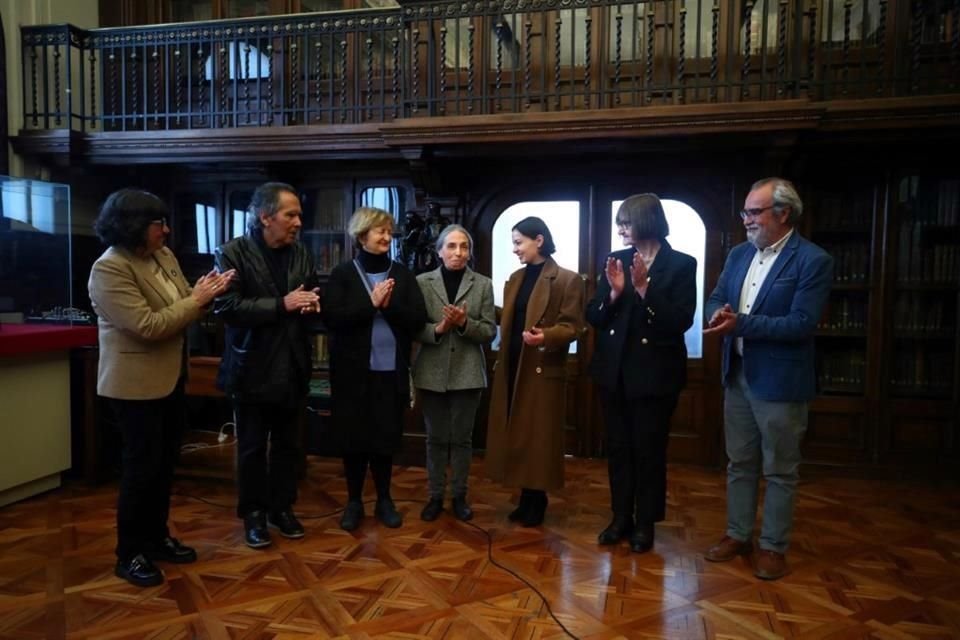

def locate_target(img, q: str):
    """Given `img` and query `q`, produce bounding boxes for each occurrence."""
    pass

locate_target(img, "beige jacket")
[88,246,204,400]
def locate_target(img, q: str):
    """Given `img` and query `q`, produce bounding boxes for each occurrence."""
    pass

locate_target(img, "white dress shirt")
[736,229,794,355]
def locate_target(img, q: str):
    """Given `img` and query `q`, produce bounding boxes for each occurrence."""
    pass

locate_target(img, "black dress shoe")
[598,516,634,545]
[268,510,305,538]
[340,500,365,532]
[115,554,164,587]
[146,536,197,564]
[420,497,444,522]
[451,495,474,521]
[243,510,272,549]
[375,498,403,528]
[629,523,655,553]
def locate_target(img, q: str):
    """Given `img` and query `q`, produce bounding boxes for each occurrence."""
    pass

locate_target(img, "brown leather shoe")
[754,549,788,580]
[704,535,753,562]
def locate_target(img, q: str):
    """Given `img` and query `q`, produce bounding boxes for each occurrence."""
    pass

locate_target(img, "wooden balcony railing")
[18,0,960,133]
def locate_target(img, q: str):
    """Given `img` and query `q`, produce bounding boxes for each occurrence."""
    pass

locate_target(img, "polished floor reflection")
[1,455,958,639]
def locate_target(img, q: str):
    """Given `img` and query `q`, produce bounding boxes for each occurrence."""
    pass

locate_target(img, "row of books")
[892,293,955,333]
[817,294,867,331]
[821,242,870,283]
[815,197,873,229]
[311,334,329,368]
[898,177,960,226]
[817,349,866,392]
[896,229,960,283]
[889,347,955,394]
[306,235,345,272]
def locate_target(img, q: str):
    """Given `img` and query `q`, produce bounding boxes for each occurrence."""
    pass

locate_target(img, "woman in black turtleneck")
[485,216,585,527]
[411,225,496,523]
[323,207,426,532]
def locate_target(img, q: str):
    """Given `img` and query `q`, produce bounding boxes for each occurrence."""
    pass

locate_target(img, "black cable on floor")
[460,517,581,640]
[173,492,581,639]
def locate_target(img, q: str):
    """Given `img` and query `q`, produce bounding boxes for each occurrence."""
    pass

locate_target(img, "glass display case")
[0,176,89,325]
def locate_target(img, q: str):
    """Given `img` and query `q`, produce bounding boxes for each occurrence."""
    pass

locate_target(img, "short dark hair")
[247,181,298,232]
[93,188,168,251]
[617,193,670,242]
[512,216,556,256]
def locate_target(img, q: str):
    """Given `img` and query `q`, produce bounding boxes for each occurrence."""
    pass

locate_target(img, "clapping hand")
[605,257,625,302]
[370,278,395,308]
[703,303,736,336]
[193,268,236,307]
[629,251,649,296]
[442,303,467,329]
[283,284,321,314]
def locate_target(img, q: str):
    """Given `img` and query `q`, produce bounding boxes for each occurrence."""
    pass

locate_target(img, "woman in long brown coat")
[485,216,584,527]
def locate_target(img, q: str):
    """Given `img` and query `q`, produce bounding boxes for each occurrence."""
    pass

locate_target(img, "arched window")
[611,199,705,358]
[490,201,580,352]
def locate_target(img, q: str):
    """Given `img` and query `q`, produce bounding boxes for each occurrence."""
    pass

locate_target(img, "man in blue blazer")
[703,178,833,580]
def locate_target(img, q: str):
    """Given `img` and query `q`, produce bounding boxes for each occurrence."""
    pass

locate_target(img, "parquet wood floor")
[1,455,958,639]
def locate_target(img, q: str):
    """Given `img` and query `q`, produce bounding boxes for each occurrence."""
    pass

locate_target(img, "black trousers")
[602,384,679,524]
[110,381,185,562]
[235,400,301,518]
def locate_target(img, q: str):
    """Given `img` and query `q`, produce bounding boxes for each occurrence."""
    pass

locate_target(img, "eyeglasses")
[150,217,169,227]
[615,218,631,229]
[739,205,777,220]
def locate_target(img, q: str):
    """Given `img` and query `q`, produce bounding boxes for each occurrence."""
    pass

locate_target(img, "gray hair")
[751,177,803,224]
[246,182,298,233]
[435,223,474,253]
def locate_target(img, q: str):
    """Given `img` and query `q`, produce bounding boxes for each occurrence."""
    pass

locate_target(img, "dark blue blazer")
[587,241,697,398]
[705,232,833,403]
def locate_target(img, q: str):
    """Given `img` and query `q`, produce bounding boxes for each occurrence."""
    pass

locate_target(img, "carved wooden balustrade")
[15,0,960,152]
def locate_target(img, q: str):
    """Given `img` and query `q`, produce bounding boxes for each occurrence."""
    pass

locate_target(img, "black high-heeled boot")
[520,490,548,527]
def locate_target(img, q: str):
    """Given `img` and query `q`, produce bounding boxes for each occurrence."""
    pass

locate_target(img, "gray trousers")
[419,388,482,499]
[724,359,808,554]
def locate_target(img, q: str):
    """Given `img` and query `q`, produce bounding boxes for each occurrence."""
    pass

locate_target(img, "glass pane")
[228,189,254,241]
[169,0,212,22]
[224,0,272,18]
[0,176,76,324]
[301,187,347,273]
[491,201,580,352]
[173,192,219,255]
[820,0,883,46]
[610,199,705,358]
[301,0,351,10]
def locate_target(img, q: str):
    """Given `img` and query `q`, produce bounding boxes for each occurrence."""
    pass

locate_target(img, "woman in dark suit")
[324,207,427,531]
[586,194,696,553]
[485,216,584,527]
[88,189,234,586]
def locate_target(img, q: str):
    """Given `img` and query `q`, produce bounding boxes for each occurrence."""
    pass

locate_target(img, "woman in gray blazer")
[412,225,496,521]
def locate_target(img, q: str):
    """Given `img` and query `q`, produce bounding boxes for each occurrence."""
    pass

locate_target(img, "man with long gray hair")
[214,182,322,548]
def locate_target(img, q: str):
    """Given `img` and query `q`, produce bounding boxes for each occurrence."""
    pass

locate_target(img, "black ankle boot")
[629,522,655,553]
[508,489,533,522]
[420,496,444,522]
[520,491,548,527]
[451,494,474,521]
[598,515,634,545]
[375,497,403,528]
[340,500,365,532]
